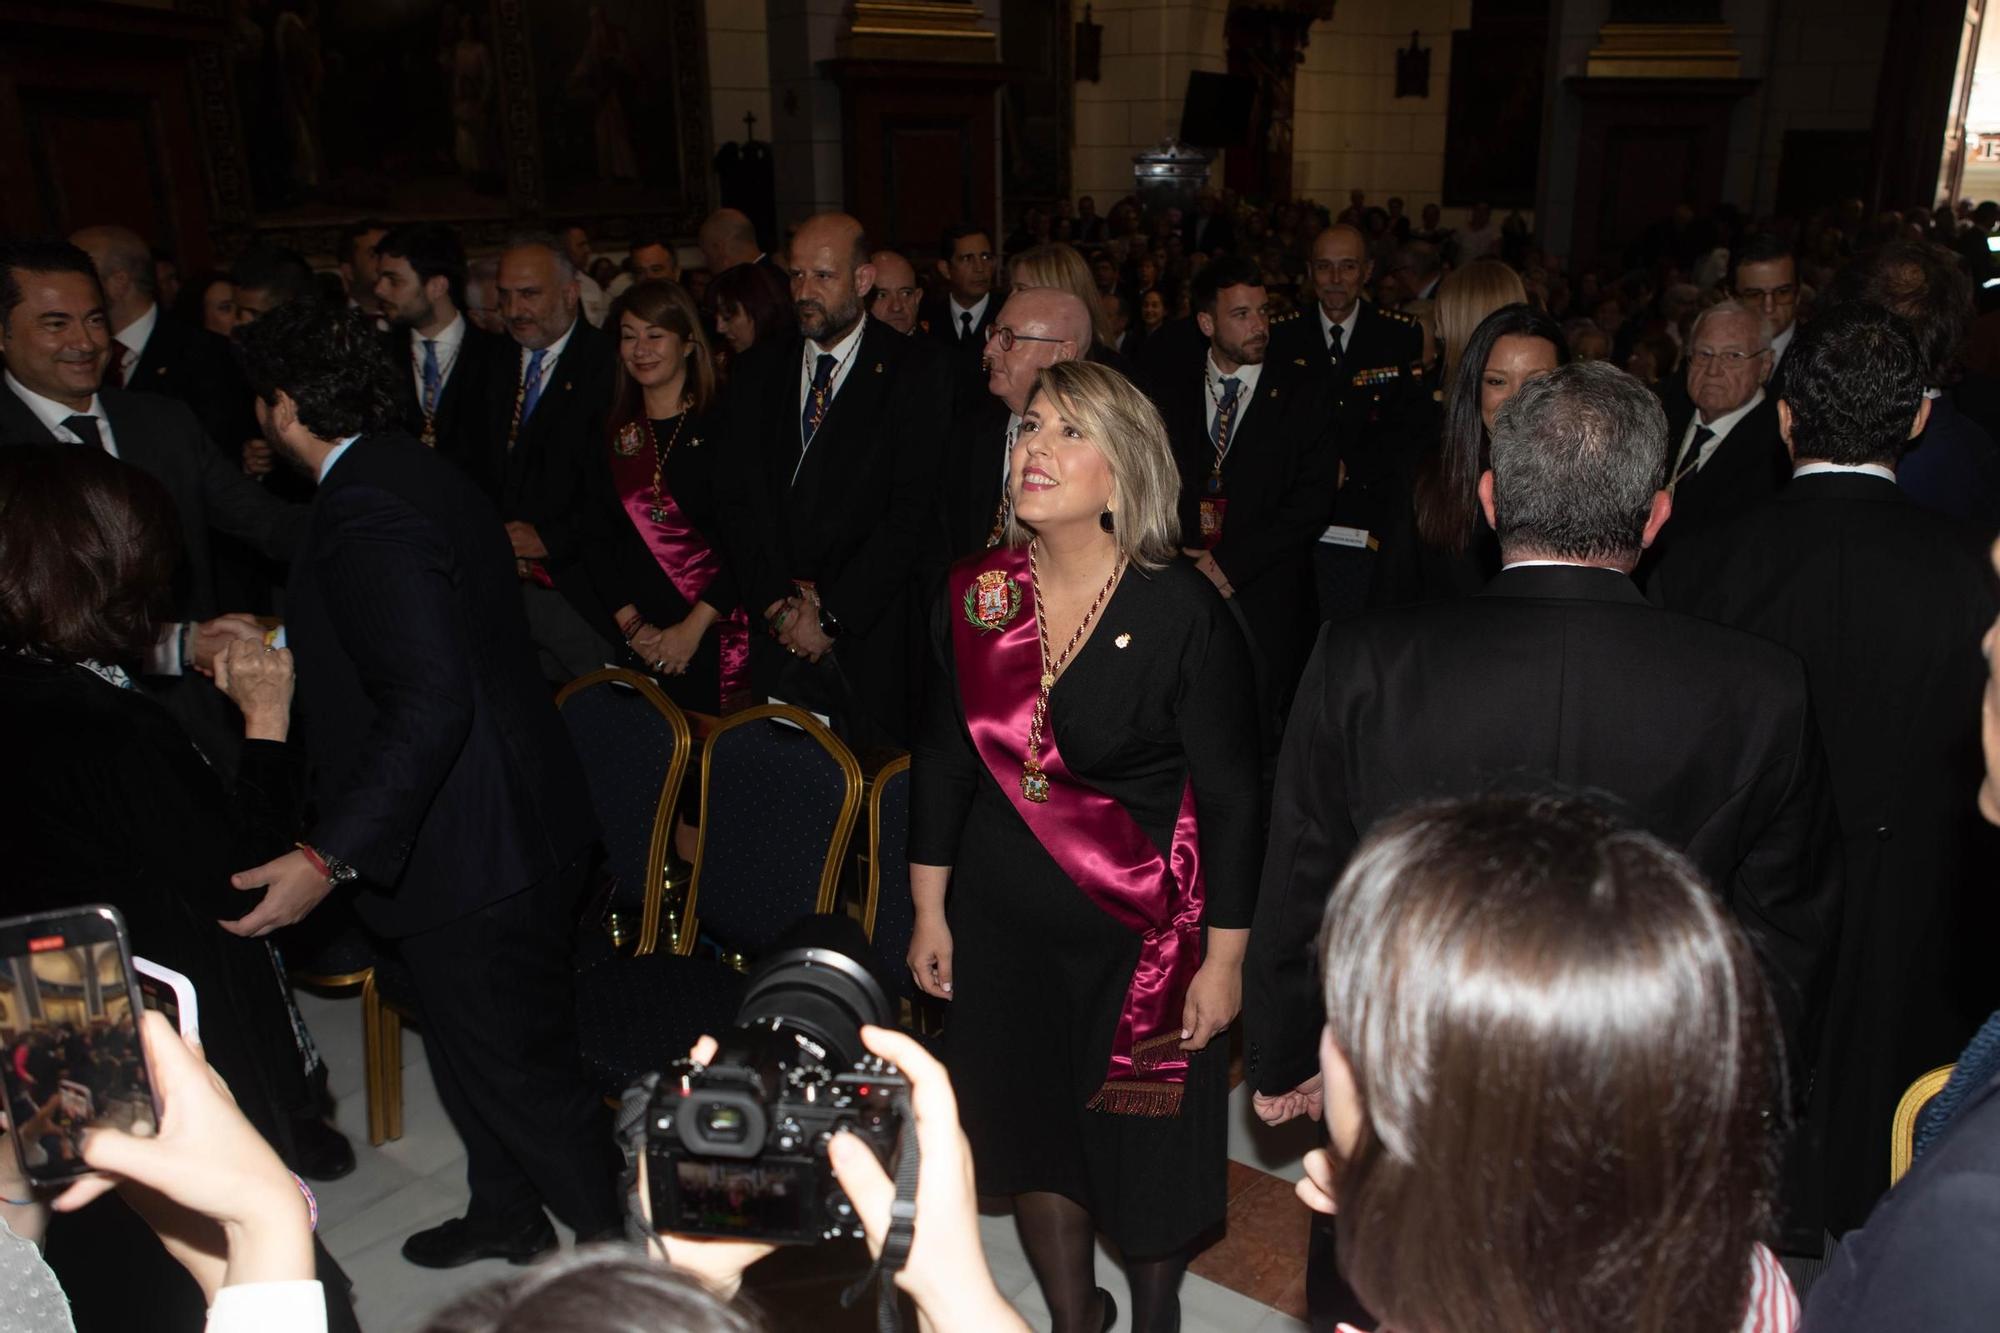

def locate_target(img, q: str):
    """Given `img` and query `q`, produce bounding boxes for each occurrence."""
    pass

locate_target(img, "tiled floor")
[299,990,1313,1332]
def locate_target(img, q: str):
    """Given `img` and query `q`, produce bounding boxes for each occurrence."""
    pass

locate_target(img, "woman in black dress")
[908,360,1262,1333]
[582,279,749,715]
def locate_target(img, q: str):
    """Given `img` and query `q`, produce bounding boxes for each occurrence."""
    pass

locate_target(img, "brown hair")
[607,280,716,434]
[1318,795,1783,1333]
[0,444,180,666]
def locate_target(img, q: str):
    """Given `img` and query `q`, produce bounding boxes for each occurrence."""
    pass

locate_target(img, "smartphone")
[0,905,160,1187]
[134,956,201,1047]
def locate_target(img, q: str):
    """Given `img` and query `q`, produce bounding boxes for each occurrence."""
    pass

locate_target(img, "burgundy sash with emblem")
[948,546,1205,1115]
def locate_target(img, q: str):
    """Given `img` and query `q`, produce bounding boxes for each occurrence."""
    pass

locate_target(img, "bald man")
[716,211,950,747]
[698,207,784,286]
[71,223,253,453]
[1267,223,1429,616]
[868,250,922,335]
[939,286,1092,562]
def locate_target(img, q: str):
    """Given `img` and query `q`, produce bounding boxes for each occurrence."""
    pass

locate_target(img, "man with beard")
[1161,255,1339,721]
[371,223,509,462]
[717,212,950,747]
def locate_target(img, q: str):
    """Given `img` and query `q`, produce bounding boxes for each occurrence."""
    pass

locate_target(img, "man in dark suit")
[226,298,615,1268]
[920,222,999,408]
[1652,303,2000,1237]
[372,222,507,461]
[698,206,787,288]
[1640,300,1789,577]
[718,212,951,749]
[1266,223,1427,616]
[1730,232,1801,380]
[1159,255,1338,717]
[71,223,255,456]
[1246,361,1839,1325]
[466,233,620,680]
[937,286,1092,565]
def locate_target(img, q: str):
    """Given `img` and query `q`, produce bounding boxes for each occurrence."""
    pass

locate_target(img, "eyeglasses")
[1736,284,1798,305]
[1688,348,1769,367]
[984,325,1067,352]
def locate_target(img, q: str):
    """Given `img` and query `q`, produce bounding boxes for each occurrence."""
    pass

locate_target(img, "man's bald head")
[70,224,156,325]
[699,207,761,273]
[789,213,874,345]
[987,287,1090,414]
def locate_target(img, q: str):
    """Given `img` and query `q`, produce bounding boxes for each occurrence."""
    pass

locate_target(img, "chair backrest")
[684,704,863,957]
[556,668,692,956]
[1891,1062,1957,1185]
[862,755,914,999]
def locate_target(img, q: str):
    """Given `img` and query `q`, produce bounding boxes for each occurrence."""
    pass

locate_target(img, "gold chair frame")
[555,667,695,957]
[860,753,912,940]
[678,704,864,956]
[1891,1061,1957,1185]
[290,965,402,1146]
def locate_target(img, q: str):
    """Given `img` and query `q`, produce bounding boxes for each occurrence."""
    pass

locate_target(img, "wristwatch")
[305,844,360,888]
[817,603,844,641]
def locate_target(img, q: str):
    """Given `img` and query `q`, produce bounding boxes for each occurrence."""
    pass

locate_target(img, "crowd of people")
[2,177,2000,1333]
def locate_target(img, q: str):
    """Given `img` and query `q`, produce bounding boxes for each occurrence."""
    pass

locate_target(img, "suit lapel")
[0,386,58,445]
[793,322,893,490]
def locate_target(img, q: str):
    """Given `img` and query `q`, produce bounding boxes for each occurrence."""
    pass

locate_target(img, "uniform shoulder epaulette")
[1380,307,1419,326]
[1271,308,1303,324]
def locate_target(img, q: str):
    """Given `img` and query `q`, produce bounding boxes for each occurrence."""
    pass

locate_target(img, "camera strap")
[840,1118,921,1333]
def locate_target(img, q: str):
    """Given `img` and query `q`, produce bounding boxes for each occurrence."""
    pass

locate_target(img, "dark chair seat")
[575,953,747,1098]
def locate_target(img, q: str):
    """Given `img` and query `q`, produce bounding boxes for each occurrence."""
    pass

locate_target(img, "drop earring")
[1099,508,1115,533]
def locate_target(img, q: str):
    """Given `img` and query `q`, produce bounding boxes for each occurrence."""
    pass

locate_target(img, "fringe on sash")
[1086,1032,1187,1117]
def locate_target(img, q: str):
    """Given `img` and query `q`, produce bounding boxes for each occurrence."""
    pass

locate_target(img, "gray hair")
[1689,299,1771,352]
[502,231,577,281]
[1488,361,1667,562]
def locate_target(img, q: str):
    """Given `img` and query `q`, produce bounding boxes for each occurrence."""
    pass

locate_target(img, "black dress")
[909,559,1262,1257]
[0,655,359,1333]
[578,410,744,715]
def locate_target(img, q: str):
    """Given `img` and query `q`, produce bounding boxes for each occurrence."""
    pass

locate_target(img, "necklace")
[1021,539,1124,802]
[645,404,690,522]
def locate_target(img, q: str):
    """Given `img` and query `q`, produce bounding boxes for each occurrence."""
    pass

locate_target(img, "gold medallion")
[614,420,646,456]
[1021,760,1050,803]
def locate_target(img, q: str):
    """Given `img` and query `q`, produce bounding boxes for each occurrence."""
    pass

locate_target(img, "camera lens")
[734,915,895,1071]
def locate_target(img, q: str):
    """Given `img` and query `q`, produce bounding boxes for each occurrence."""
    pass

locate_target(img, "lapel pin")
[563,380,572,391]
[874,362,885,373]
[1114,632,1131,649]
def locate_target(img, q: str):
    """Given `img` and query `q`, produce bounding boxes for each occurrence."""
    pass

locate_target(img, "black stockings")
[1013,1190,1187,1333]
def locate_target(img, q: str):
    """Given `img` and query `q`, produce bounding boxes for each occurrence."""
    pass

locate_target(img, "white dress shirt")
[319,434,361,483]
[948,293,990,341]
[408,313,467,409]
[1001,410,1022,492]
[6,372,117,458]
[1318,304,1360,360]
[1203,353,1264,454]
[113,301,160,378]
[517,318,577,399]
[1769,322,1796,370]
[1793,460,1896,482]
[1678,387,1766,476]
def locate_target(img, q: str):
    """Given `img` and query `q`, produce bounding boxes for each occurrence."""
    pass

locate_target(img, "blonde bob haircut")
[1435,259,1528,384]
[1006,360,1182,569]
[1008,241,1114,347]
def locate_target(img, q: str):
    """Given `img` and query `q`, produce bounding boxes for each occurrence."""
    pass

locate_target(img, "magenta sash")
[611,445,752,711]
[948,547,1205,1116]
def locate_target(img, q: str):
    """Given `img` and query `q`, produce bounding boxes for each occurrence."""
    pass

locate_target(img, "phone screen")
[0,908,157,1185]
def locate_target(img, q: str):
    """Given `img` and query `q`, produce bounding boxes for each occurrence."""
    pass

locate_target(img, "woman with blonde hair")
[1009,241,1132,373]
[1433,257,1527,384]
[908,359,1261,1333]
[580,279,748,714]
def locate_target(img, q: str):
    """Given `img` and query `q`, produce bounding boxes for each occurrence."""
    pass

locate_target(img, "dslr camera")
[643,916,909,1244]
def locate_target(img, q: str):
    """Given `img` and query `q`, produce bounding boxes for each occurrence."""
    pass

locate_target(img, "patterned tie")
[63,414,107,453]
[519,348,548,424]
[421,338,442,415]
[1211,376,1242,457]
[1672,424,1717,487]
[960,310,973,342]
[801,353,837,445]
[1327,323,1345,372]
[104,344,127,389]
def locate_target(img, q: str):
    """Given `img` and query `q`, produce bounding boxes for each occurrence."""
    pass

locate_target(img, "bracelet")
[0,1193,33,1207]
[294,842,330,878]
[621,621,645,642]
[290,1171,318,1231]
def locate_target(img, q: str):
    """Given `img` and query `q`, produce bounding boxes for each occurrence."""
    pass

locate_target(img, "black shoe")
[289,1115,356,1182]
[1096,1287,1118,1332]
[401,1215,558,1269]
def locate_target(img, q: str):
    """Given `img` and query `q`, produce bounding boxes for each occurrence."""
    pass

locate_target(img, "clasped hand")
[764,596,831,661]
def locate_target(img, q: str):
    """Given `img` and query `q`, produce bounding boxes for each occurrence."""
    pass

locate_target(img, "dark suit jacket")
[1650,393,1789,566]
[938,396,1013,567]
[1650,470,2000,1229]
[716,320,951,745]
[1245,565,1840,1098]
[1184,212,1236,256]
[383,319,511,463]
[0,383,303,620]
[1160,355,1340,702]
[1803,1062,2000,1330]
[125,308,256,456]
[286,432,596,936]
[1900,391,2000,533]
[919,292,998,414]
[464,318,619,573]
